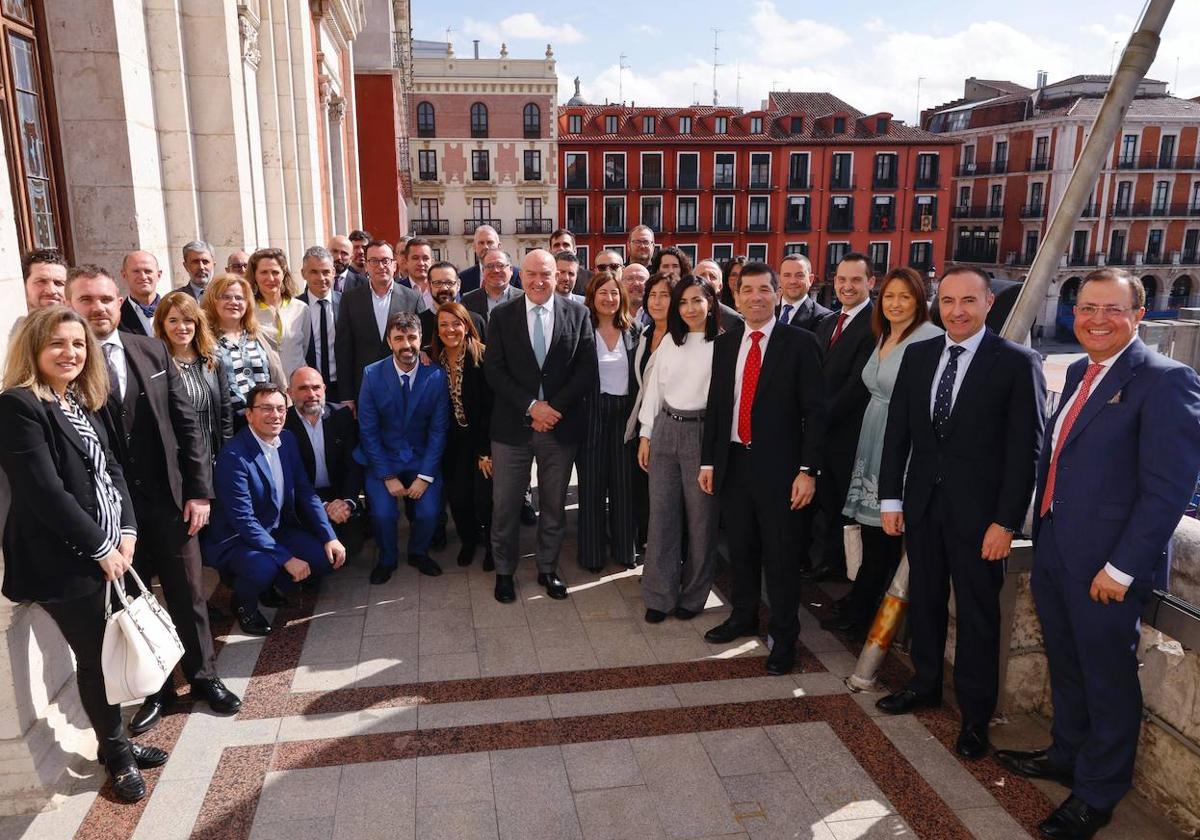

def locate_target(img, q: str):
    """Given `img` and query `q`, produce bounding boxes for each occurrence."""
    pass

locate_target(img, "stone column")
[254,0,289,246]
[237,3,270,247]
[284,0,324,251]
[326,87,348,234]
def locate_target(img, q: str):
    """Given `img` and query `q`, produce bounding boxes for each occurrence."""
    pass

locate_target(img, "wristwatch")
[798,466,819,478]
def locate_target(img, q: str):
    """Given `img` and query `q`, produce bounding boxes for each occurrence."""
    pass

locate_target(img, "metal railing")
[463,219,502,235]
[515,219,552,235]
[411,219,448,236]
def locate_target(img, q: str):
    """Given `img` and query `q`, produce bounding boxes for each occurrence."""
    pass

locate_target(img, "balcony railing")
[954,161,1006,177]
[1109,202,1200,218]
[951,205,1004,219]
[463,219,501,235]
[523,168,542,182]
[747,221,771,233]
[677,176,700,190]
[566,219,588,234]
[914,175,940,188]
[788,175,811,189]
[604,221,627,234]
[749,178,773,190]
[829,177,855,190]
[418,170,438,182]
[1068,252,1099,267]
[784,218,811,232]
[564,177,588,190]
[827,217,854,233]
[676,221,698,233]
[712,218,734,233]
[411,219,448,236]
[1029,157,1050,172]
[1114,153,1195,171]
[641,175,663,190]
[1020,204,1045,218]
[872,176,898,189]
[603,179,627,191]
[515,219,552,235]
[1108,249,1127,265]
[712,177,736,190]
[869,216,896,232]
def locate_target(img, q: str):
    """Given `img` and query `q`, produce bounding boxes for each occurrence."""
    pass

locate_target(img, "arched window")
[523,103,541,138]
[417,101,435,137]
[470,102,488,138]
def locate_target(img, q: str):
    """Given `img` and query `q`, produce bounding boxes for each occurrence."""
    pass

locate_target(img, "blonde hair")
[202,273,260,337]
[3,306,111,410]
[154,290,218,369]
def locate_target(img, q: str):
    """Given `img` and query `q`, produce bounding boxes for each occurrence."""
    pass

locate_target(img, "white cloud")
[634,24,659,36]
[463,12,583,49]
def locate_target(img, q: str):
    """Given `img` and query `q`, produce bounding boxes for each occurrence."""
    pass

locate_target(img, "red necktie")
[1039,363,1104,517]
[737,331,764,444]
[829,312,848,347]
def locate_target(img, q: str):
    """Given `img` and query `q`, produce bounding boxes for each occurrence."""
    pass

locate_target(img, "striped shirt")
[176,358,215,461]
[60,393,134,559]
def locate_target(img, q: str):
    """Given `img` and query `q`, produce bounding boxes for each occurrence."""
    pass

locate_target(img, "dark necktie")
[780,303,794,325]
[318,299,331,386]
[737,331,764,444]
[829,311,848,347]
[102,343,122,399]
[932,345,966,438]
[400,372,410,414]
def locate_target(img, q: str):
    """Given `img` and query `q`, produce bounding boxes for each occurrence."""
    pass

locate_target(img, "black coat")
[815,304,875,461]
[445,351,494,459]
[334,280,426,402]
[198,359,235,462]
[118,298,154,336]
[461,286,523,330]
[777,297,832,333]
[459,265,523,295]
[702,322,826,495]
[284,404,364,502]
[0,388,138,603]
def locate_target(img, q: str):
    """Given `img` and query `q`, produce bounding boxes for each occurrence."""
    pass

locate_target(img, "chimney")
[1036,70,1048,88]
[473,39,479,59]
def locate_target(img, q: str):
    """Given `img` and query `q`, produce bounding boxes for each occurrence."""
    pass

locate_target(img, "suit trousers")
[722,445,807,646]
[1032,514,1147,811]
[491,434,576,575]
[41,589,131,764]
[577,393,637,570]
[132,495,218,681]
[816,447,854,573]
[315,487,367,560]
[228,524,334,611]
[444,432,492,549]
[905,487,1005,729]
[641,409,716,613]
[844,524,904,625]
[365,472,442,566]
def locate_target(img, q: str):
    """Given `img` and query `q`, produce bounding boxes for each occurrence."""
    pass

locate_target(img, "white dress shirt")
[730,317,777,444]
[392,358,435,484]
[100,332,128,400]
[596,329,629,396]
[307,292,338,381]
[525,295,555,350]
[251,430,285,530]
[371,284,392,339]
[298,412,331,490]
[638,332,714,438]
[836,298,871,329]
[130,296,157,335]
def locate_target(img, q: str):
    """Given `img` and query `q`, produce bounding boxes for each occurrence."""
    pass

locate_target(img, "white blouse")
[596,329,629,396]
[637,331,714,438]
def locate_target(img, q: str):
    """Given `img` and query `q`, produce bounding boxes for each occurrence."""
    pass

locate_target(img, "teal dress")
[843,321,944,526]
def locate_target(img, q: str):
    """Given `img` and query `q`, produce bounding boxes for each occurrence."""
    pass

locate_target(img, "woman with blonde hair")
[248,247,308,376]
[0,306,161,802]
[201,273,286,425]
[153,290,234,461]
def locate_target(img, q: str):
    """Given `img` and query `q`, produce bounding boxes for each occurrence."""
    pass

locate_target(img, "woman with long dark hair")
[719,256,746,309]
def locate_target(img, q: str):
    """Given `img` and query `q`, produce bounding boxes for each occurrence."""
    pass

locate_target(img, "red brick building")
[557,92,956,298]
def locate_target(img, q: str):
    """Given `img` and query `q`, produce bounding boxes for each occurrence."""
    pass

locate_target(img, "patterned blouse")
[175,358,215,461]
[59,392,132,559]
[216,331,272,411]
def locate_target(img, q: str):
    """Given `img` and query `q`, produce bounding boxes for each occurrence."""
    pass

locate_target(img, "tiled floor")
[0,521,1184,840]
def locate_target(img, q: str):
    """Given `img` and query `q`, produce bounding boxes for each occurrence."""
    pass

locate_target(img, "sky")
[412,0,1200,122]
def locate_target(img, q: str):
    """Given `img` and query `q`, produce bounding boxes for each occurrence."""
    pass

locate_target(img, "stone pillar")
[284,0,324,251]
[266,0,303,256]
[237,2,270,247]
[324,83,348,234]
[255,0,289,247]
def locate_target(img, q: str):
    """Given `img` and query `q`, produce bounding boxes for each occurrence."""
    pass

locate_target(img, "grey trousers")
[491,434,577,575]
[641,407,717,612]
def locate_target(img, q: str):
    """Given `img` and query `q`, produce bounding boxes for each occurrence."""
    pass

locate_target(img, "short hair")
[182,240,214,260]
[584,269,631,330]
[837,251,872,275]
[549,228,575,245]
[596,249,624,266]
[246,382,285,409]
[871,267,931,342]
[22,248,67,281]
[940,265,992,293]
[472,223,498,238]
[348,229,372,243]
[1077,267,1146,309]
[780,253,812,273]
[365,238,393,254]
[3,306,110,410]
[554,251,579,266]
[482,247,511,266]
[667,274,721,345]
[66,264,115,293]
[429,261,458,279]
[650,246,693,277]
[629,224,654,240]
[738,261,778,292]
[386,310,422,338]
[247,247,299,300]
[404,237,432,256]
[303,245,333,263]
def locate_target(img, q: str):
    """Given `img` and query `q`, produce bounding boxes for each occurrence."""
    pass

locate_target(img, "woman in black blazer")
[429,302,494,569]
[153,290,234,461]
[0,307,162,803]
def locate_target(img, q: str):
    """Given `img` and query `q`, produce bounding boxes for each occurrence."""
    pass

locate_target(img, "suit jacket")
[334,280,426,402]
[198,359,235,461]
[354,356,449,480]
[118,298,155,336]
[450,352,494,459]
[204,427,336,569]
[483,295,597,446]
[297,289,341,383]
[0,388,138,603]
[104,333,213,508]
[284,404,364,503]
[335,268,368,295]
[880,329,1046,543]
[459,265,522,295]
[1033,339,1200,587]
[815,304,876,459]
[419,308,487,347]
[461,285,523,329]
[574,266,592,294]
[702,321,826,495]
[777,297,832,333]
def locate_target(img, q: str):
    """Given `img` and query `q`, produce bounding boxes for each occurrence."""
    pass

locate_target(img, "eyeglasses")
[366,257,395,267]
[218,294,246,303]
[483,262,510,271]
[597,263,623,270]
[250,405,287,415]
[430,280,458,289]
[1075,304,1136,318]
[227,262,248,271]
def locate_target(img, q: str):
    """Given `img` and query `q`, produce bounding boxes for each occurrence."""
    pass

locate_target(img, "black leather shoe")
[431,521,448,551]
[995,748,1073,785]
[99,742,169,769]
[369,564,394,585]
[520,499,538,526]
[820,614,866,634]
[766,644,796,676]
[258,586,286,608]
[190,678,241,715]
[644,608,668,624]
[956,725,990,759]
[831,595,852,617]
[457,542,476,567]
[674,606,698,620]
[704,619,759,644]
[494,574,516,603]
[537,572,568,599]
[235,604,272,636]
[875,688,941,715]
[800,562,836,582]
[129,688,172,735]
[106,762,147,803]
[1038,795,1112,839]
[408,554,443,577]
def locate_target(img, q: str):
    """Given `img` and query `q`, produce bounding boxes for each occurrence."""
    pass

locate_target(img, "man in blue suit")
[997,268,1200,840]
[204,384,346,635]
[355,311,449,584]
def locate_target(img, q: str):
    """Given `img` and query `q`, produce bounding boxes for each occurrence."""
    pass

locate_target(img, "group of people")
[4,225,1199,840]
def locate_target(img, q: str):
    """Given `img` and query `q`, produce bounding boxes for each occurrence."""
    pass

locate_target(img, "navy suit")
[459,264,522,295]
[203,427,337,609]
[354,356,449,565]
[1032,339,1200,810]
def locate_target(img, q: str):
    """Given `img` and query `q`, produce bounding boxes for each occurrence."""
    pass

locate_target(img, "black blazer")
[118,298,154,336]
[198,360,235,461]
[815,304,875,459]
[420,308,487,347]
[445,352,494,459]
[336,268,368,295]
[334,280,425,402]
[0,388,137,603]
[461,286,523,329]
[459,265,523,295]
[778,297,832,333]
[879,330,1046,543]
[298,289,341,378]
[284,404,364,502]
[702,322,826,495]
[104,333,213,508]
[483,296,597,446]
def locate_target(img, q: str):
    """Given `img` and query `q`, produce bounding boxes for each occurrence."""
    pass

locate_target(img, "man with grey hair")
[297,245,339,394]
[777,253,830,332]
[180,240,215,300]
[459,224,522,294]
[693,259,724,295]
[627,224,655,267]
[225,250,250,277]
[621,262,649,324]
[462,247,523,325]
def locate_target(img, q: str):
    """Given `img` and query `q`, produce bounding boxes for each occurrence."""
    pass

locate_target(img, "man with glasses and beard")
[420,262,487,341]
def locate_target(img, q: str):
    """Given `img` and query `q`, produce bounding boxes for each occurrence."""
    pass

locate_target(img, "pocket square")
[150,369,167,380]
[1107,391,1122,404]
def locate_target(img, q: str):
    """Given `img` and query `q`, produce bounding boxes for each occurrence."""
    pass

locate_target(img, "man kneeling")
[204,383,346,634]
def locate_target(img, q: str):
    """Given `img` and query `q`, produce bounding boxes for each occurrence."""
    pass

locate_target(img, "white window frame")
[603,151,627,190]
[711,195,736,232]
[676,151,700,190]
[749,151,772,188]
[867,240,891,273]
[564,151,589,189]
[788,151,811,188]
[640,195,663,231]
[603,196,627,234]
[748,195,770,230]
[675,195,699,232]
[713,116,728,134]
[711,243,734,262]
[713,151,737,189]
[565,196,589,233]
[830,150,854,188]
[678,115,692,135]
[677,244,698,264]
[746,243,768,263]
[640,151,663,189]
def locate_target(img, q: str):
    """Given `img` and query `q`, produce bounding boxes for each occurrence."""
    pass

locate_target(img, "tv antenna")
[618,53,630,103]
[736,63,743,108]
[711,28,722,105]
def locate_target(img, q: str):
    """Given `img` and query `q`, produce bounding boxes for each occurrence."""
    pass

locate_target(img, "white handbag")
[101,567,185,705]
[843,523,863,582]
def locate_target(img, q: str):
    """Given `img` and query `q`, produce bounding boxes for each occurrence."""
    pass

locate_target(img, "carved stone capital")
[238,11,261,70]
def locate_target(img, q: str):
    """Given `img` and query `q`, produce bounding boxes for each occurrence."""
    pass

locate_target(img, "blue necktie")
[933,345,966,438]
[532,305,547,399]
[400,372,410,414]
[780,303,794,325]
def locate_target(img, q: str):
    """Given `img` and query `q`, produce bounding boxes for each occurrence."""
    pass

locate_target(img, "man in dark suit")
[297,245,341,396]
[484,249,596,603]
[777,254,831,332]
[551,227,591,294]
[285,367,365,560]
[328,234,367,294]
[348,229,371,275]
[334,239,425,410]
[67,266,241,731]
[204,384,346,635]
[421,262,487,342]
[462,248,524,325]
[459,224,522,294]
[117,250,163,336]
[178,240,214,300]
[995,269,1200,839]
[699,263,825,675]
[807,253,876,581]
[876,267,1046,761]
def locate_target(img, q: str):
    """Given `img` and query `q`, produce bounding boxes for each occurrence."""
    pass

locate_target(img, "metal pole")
[1002,0,1174,343]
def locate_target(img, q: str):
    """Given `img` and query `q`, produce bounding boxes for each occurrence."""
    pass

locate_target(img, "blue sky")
[411,1,1200,120]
